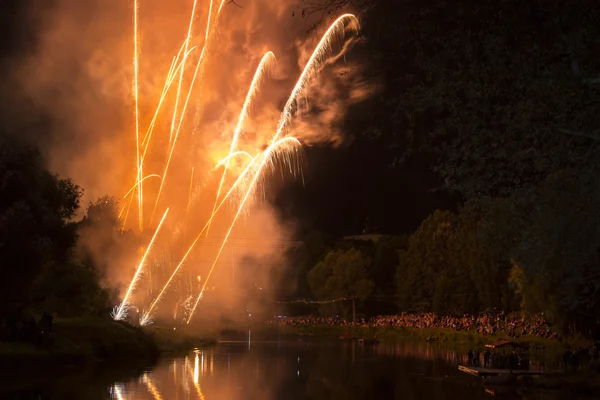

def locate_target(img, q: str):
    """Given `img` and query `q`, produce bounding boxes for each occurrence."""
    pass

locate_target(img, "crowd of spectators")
[267,312,557,339]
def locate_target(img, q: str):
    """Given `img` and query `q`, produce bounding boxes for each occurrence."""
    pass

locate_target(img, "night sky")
[0,0,458,239]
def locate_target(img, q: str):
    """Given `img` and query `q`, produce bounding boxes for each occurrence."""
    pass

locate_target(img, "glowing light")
[187,138,303,323]
[272,14,359,143]
[207,51,276,233]
[113,209,169,321]
[113,0,358,325]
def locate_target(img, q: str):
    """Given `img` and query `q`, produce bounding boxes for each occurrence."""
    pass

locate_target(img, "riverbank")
[145,325,217,353]
[0,317,216,372]
[259,323,589,353]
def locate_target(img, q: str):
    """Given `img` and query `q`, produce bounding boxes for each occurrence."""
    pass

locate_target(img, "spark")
[272,14,359,143]
[133,0,142,231]
[185,166,195,232]
[121,44,196,230]
[151,47,205,224]
[207,51,276,233]
[114,209,169,321]
[214,151,253,169]
[187,138,303,323]
[170,0,199,143]
[143,155,262,319]
[123,174,162,199]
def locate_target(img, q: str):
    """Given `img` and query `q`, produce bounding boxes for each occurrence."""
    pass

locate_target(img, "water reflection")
[0,340,581,399]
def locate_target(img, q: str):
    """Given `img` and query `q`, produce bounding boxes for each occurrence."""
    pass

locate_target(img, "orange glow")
[81,0,364,323]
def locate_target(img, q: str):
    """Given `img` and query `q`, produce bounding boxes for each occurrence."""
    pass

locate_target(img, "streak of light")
[133,0,142,231]
[123,175,163,199]
[207,51,276,235]
[213,151,253,169]
[114,209,169,320]
[151,47,205,224]
[185,166,194,232]
[271,14,359,143]
[187,138,302,323]
[170,0,199,143]
[144,155,261,319]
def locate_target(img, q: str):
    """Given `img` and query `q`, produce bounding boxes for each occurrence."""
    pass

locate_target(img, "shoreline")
[0,317,216,375]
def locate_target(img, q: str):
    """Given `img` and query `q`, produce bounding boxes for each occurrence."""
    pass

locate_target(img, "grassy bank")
[0,317,217,371]
[145,325,217,353]
[0,317,158,369]
[260,323,588,353]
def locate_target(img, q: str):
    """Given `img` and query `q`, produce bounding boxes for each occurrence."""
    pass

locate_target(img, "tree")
[76,196,139,310]
[510,161,600,337]
[397,210,479,314]
[307,248,374,321]
[0,137,82,315]
[300,0,600,198]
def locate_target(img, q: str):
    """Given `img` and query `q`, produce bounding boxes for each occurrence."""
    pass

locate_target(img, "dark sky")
[273,128,459,238]
[0,0,459,239]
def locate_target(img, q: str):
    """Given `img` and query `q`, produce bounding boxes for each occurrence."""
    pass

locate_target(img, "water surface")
[0,339,580,399]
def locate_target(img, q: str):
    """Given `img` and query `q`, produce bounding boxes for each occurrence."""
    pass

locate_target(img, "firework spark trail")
[133,0,143,231]
[141,151,265,322]
[151,47,205,224]
[114,208,169,321]
[140,155,259,323]
[205,0,214,42]
[217,0,227,15]
[271,14,359,143]
[207,51,276,234]
[121,44,196,230]
[169,0,199,143]
[123,174,163,199]
[185,166,194,229]
[187,138,303,324]
[141,42,195,146]
[214,151,253,169]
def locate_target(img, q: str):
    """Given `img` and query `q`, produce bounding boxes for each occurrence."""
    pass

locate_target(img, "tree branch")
[557,127,600,141]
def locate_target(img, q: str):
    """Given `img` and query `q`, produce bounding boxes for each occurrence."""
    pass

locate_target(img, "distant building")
[342,234,388,243]
[343,217,388,242]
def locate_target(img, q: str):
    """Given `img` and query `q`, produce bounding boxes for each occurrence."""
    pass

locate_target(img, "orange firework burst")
[111,0,360,324]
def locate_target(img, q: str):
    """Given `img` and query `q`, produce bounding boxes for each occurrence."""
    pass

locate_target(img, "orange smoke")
[14,0,376,323]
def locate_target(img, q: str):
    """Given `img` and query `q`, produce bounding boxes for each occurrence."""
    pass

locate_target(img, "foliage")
[397,210,475,314]
[0,137,82,314]
[32,260,110,317]
[300,0,600,198]
[308,248,374,320]
[511,162,600,337]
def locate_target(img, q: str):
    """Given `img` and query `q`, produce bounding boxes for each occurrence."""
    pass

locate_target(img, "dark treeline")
[0,136,136,331]
[282,0,600,339]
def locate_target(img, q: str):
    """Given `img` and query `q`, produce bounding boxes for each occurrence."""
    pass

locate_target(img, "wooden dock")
[458,365,546,377]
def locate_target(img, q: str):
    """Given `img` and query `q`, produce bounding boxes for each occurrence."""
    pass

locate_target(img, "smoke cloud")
[10,0,375,323]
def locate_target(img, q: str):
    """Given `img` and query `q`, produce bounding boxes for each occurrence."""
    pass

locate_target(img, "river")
[0,338,582,399]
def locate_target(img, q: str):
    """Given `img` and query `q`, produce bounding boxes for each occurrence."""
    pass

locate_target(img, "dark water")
[0,339,587,400]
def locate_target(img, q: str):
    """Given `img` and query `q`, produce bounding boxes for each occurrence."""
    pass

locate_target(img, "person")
[484,348,491,368]
[467,349,473,366]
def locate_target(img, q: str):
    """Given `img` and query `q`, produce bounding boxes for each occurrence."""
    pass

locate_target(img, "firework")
[207,51,276,233]
[186,138,303,323]
[271,14,359,143]
[112,0,358,323]
[114,209,169,321]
